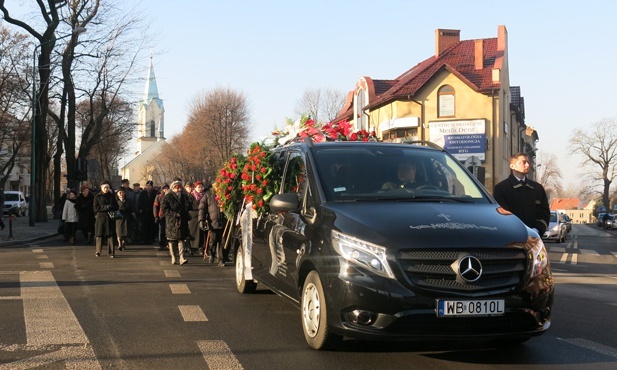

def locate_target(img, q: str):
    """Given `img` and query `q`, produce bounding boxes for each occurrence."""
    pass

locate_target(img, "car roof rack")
[400,140,444,150]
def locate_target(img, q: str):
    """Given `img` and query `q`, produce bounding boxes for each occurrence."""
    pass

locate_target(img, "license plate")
[437,299,505,317]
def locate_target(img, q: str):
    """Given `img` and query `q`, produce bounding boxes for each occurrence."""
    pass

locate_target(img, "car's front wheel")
[235,244,257,294]
[301,271,342,350]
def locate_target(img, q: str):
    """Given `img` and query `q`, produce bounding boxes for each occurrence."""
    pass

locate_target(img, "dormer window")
[355,88,368,131]
[438,85,455,117]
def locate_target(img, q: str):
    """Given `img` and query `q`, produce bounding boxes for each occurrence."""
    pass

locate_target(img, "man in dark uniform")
[493,152,550,236]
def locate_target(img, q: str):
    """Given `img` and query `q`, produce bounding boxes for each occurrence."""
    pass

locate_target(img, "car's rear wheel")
[301,271,342,350]
[235,244,256,294]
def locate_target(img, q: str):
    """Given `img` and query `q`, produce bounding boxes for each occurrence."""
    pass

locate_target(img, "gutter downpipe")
[410,97,424,141]
[491,89,499,192]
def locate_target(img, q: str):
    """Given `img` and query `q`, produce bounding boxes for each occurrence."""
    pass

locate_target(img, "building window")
[382,128,418,142]
[438,85,455,117]
[150,120,155,137]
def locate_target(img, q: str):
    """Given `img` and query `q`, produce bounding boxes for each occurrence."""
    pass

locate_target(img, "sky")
[7,0,616,189]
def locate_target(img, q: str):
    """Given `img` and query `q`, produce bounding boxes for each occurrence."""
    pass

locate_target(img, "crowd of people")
[53,178,227,266]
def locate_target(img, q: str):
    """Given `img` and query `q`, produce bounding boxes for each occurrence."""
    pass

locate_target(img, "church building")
[119,58,166,185]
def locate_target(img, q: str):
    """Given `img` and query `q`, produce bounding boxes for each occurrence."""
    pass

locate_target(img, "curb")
[0,233,61,248]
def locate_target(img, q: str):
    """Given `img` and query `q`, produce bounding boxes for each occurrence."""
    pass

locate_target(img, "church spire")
[143,55,159,103]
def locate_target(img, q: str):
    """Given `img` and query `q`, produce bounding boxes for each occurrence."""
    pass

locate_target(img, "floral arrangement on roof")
[215,115,377,218]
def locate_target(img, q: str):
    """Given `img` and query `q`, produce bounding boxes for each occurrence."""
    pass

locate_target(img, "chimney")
[474,39,484,70]
[435,29,460,57]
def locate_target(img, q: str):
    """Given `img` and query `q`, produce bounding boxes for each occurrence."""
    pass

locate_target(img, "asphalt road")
[0,223,616,369]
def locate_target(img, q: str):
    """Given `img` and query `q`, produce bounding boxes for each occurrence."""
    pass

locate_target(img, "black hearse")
[234,140,554,350]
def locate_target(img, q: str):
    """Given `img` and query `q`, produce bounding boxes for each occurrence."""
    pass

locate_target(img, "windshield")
[5,194,19,202]
[313,145,489,203]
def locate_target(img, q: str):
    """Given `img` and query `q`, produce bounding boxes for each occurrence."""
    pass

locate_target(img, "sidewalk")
[0,212,61,247]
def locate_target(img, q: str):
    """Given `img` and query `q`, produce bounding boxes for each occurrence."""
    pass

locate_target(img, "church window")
[438,85,455,117]
[150,120,155,137]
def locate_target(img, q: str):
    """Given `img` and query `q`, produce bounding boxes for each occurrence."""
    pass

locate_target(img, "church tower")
[137,57,165,154]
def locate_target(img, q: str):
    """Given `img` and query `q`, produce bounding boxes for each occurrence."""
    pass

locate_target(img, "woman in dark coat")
[187,181,205,255]
[198,183,225,266]
[93,181,119,258]
[115,188,133,251]
[161,180,192,265]
[75,185,95,243]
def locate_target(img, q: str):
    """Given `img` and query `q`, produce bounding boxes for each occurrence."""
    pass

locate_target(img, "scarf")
[192,189,205,203]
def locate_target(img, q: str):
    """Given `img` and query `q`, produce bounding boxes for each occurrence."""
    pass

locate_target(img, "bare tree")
[294,87,346,124]
[569,118,617,211]
[0,26,31,191]
[535,152,563,201]
[183,88,251,179]
[0,0,70,222]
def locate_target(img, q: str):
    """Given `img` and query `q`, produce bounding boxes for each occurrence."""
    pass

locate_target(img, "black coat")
[493,174,550,235]
[161,191,192,241]
[93,191,119,237]
[75,193,95,232]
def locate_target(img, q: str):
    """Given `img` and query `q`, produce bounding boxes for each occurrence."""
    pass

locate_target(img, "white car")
[542,211,567,243]
[3,191,27,216]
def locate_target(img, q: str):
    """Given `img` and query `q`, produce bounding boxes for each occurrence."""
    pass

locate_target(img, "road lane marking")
[164,270,181,278]
[179,305,207,322]
[31,249,43,253]
[197,340,243,369]
[571,253,578,264]
[39,262,54,269]
[557,338,617,359]
[170,284,190,294]
[612,252,617,258]
[21,271,89,346]
[35,255,48,259]
[5,271,102,369]
[559,253,568,264]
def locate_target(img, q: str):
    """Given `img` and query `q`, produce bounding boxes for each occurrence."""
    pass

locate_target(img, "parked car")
[562,214,572,232]
[233,140,554,350]
[603,214,617,230]
[3,190,27,217]
[543,211,568,243]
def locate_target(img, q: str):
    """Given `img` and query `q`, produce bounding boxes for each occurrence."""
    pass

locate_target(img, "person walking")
[493,152,550,237]
[62,190,79,244]
[75,185,95,244]
[115,188,133,251]
[93,181,119,258]
[198,182,226,266]
[187,181,205,255]
[161,180,192,265]
[153,184,170,250]
[138,180,157,245]
[130,182,142,244]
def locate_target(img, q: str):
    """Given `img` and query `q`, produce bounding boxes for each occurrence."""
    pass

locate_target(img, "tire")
[235,244,257,294]
[301,271,342,350]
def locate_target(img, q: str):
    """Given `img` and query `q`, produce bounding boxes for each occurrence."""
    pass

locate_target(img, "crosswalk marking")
[612,252,617,258]
[197,340,243,369]
[170,284,190,294]
[31,249,44,253]
[179,305,207,322]
[579,249,600,256]
[39,262,54,268]
[35,255,48,259]
[164,270,181,278]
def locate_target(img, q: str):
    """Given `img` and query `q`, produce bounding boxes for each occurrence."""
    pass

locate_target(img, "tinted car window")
[313,146,488,202]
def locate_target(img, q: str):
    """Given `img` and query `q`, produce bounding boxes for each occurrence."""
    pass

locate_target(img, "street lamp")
[30,27,86,227]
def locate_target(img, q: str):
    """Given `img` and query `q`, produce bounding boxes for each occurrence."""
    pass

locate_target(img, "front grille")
[388,312,540,335]
[398,249,527,292]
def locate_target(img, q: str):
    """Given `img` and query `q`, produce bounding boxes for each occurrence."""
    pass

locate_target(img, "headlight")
[331,230,395,279]
[527,235,548,278]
